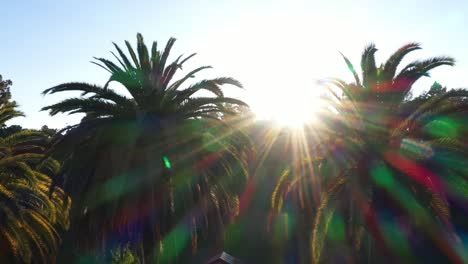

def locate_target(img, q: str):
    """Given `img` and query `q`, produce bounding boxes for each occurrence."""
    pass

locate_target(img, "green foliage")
[111,244,140,264]
[0,74,13,104]
[312,176,346,263]
[0,124,22,138]
[1,36,466,263]
[0,75,70,263]
[303,44,465,262]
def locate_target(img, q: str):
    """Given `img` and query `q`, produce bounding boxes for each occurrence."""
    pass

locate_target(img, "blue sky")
[1,0,467,128]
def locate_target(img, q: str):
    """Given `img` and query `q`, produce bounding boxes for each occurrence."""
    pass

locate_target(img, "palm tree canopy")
[41,34,250,259]
[319,43,460,145]
[42,33,247,123]
[275,44,467,263]
[0,78,70,263]
[337,43,454,101]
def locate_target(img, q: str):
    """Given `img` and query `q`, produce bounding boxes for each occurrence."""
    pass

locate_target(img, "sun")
[273,105,316,128]
[250,86,324,128]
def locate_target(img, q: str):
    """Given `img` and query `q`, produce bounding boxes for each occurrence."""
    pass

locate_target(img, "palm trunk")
[142,118,170,264]
[366,187,373,263]
[142,229,155,263]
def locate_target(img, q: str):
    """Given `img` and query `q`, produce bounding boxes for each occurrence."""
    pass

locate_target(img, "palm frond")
[383,43,421,81]
[312,175,347,264]
[166,66,213,93]
[361,43,378,90]
[93,57,124,74]
[428,138,467,154]
[125,40,140,69]
[41,97,133,118]
[339,52,361,86]
[159,37,177,75]
[395,57,454,98]
[392,89,468,137]
[175,77,242,101]
[0,129,45,147]
[42,82,102,96]
[113,42,135,70]
[0,103,24,125]
[271,169,291,213]
[136,33,151,73]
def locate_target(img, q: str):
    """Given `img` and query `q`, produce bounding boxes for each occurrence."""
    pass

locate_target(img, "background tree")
[0,75,13,104]
[0,75,70,263]
[0,124,23,138]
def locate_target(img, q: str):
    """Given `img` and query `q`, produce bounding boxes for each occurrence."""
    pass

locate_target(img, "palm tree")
[273,43,467,263]
[42,33,249,262]
[0,78,70,263]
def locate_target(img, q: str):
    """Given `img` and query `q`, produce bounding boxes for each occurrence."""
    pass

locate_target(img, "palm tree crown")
[271,43,466,263]
[0,78,70,263]
[42,34,250,261]
[42,33,246,122]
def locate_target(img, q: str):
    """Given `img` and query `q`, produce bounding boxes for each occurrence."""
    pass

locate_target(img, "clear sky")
[2,0,467,128]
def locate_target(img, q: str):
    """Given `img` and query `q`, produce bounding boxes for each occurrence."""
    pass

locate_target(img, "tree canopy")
[0,37,467,264]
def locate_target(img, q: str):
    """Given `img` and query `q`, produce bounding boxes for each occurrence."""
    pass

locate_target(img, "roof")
[206,251,242,264]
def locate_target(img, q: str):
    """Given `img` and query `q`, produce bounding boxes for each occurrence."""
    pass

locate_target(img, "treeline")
[0,36,467,263]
